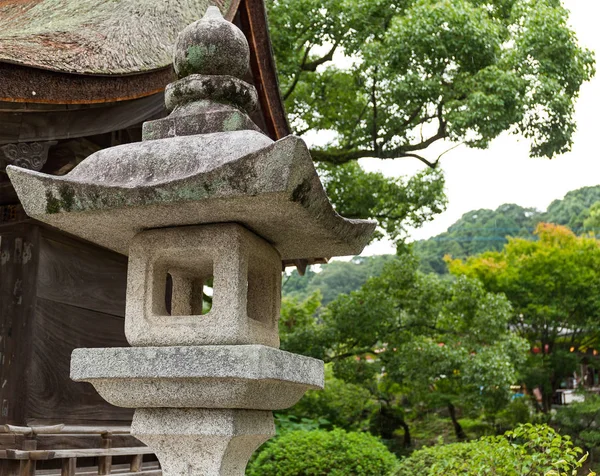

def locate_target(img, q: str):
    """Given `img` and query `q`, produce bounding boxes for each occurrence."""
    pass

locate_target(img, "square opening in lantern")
[152,255,214,317]
[165,272,213,316]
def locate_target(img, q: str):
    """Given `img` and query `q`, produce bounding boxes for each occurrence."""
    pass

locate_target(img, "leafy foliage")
[319,163,447,242]
[555,394,600,465]
[396,424,592,475]
[448,223,600,410]
[544,186,600,231]
[282,254,395,305]
[414,203,540,274]
[246,429,399,475]
[266,0,594,243]
[413,185,600,274]
[282,253,527,441]
[267,0,595,165]
[283,366,376,432]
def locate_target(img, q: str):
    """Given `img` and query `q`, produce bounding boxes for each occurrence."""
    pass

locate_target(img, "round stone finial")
[173,6,250,79]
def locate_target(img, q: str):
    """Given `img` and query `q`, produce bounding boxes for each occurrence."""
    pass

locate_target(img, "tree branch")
[283,44,313,100]
[310,101,448,167]
[302,42,338,72]
[310,128,447,167]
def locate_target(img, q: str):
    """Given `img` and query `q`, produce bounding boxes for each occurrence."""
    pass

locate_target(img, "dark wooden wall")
[0,220,132,427]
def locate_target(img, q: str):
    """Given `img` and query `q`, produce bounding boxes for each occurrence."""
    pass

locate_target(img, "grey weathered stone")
[70,345,324,409]
[32,4,369,474]
[143,100,262,139]
[164,75,259,113]
[7,132,375,260]
[132,408,274,476]
[173,6,249,80]
[125,224,281,348]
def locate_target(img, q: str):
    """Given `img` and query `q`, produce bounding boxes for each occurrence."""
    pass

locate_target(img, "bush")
[555,393,600,465]
[396,424,592,475]
[494,396,537,432]
[286,368,376,431]
[246,428,399,475]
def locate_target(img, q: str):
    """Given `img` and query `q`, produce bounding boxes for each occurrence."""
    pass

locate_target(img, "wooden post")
[21,438,37,451]
[130,454,143,473]
[61,458,76,476]
[18,460,34,476]
[19,437,37,476]
[98,433,112,475]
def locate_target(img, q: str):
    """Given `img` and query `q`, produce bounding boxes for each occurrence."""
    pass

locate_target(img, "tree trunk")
[374,403,411,447]
[447,402,467,441]
[399,418,411,448]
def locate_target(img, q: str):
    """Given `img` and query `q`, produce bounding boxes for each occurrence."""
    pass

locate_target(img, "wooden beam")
[6,447,154,460]
[0,95,165,145]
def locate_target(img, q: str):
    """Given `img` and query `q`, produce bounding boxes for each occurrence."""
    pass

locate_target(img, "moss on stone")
[58,184,75,211]
[223,112,243,131]
[45,190,61,214]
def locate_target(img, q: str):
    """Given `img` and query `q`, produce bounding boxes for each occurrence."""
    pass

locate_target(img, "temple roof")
[0,0,238,75]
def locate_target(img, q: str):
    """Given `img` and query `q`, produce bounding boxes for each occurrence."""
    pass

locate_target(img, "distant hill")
[414,185,600,274]
[282,255,395,304]
[282,185,600,302]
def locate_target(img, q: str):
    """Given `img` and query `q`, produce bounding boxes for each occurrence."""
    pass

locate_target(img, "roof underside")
[0,0,238,75]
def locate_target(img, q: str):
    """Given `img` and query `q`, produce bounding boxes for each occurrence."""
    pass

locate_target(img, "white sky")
[321,0,600,256]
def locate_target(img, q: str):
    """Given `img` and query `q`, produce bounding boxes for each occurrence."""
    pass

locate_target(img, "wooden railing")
[0,425,159,476]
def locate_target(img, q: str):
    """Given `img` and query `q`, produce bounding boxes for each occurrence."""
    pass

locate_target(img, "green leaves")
[247,428,400,475]
[397,424,591,475]
[267,0,594,162]
[319,161,447,241]
[448,223,600,409]
[282,251,527,423]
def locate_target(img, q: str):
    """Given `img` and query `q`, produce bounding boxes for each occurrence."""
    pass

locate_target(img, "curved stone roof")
[7,132,376,260]
[0,0,238,75]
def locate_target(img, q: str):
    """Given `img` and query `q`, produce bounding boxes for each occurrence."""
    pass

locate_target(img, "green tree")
[584,202,600,233]
[284,366,377,432]
[282,254,396,304]
[269,0,594,165]
[555,393,600,467]
[414,203,540,274]
[543,186,600,231]
[266,0,594,243]
[413,186,600,275]
[283,254,527,442]
[447,223,600,411]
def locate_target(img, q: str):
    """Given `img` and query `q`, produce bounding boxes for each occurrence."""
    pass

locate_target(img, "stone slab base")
[132,408,274,476]
[71,345,324,409]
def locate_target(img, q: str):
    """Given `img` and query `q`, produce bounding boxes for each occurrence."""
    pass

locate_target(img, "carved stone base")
[131,408,274,476]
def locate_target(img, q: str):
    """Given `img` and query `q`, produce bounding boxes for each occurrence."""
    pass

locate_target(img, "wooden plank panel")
[36,235,127,317]
[0,225,38,426]
[26,298,132,423]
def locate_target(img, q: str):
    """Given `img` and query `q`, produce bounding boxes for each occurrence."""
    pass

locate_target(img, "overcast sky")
[353,0,600,256]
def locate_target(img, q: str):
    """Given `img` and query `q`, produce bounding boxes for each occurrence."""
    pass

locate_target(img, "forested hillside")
[415,185,600,274]
[283,255,395,304]
[283,185,600,302]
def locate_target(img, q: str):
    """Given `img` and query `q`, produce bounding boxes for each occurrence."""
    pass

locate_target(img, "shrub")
[555,393,600,465]
[494,396,537,432]
[246,428,399,475]
[285,368,376,432]
[396,424,592,475]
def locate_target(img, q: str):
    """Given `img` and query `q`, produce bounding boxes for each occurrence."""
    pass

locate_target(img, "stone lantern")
[7,7,374,475]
